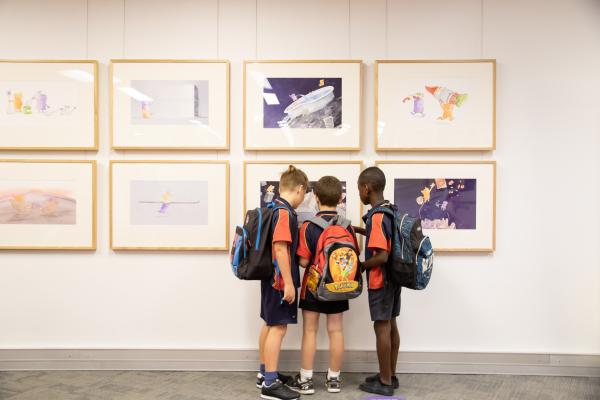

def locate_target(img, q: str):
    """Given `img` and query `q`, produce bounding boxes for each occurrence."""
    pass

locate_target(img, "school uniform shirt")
[271,197,300,290]
[363,201,393,290]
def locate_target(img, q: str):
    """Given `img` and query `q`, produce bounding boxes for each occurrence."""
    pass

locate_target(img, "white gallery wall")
[0,0,599,355]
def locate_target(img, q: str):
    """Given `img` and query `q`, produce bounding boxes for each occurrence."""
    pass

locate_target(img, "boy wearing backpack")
[353,167,399,397]
[287,176,360,395]
[257,165,308,400]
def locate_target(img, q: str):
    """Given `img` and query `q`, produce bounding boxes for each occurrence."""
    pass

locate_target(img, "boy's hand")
[282,283,295,304]
[353,225,366,236]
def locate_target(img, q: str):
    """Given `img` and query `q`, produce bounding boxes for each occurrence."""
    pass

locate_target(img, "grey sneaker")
[286,373,315,395]
[257,373,293,389]
[261,380,301,400]
[365,373,399,389]
[326,376,342,393]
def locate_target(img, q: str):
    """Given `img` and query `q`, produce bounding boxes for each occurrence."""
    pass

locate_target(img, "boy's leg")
[390,317,400,375]
[300,310,320,373]
[259,323,269,372]
[326,312,344,373]
[373,320,392,385]
[264,323,288,382]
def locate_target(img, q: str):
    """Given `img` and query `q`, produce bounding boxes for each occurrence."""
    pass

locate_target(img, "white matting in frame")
[376,60,495,151]
[0,160,96,250]
[377,161,496,252]
[110,161,229,250]
[110,60,229,150]
[244,161,363,226]
[0,60,98,150]
[244,60,362,151]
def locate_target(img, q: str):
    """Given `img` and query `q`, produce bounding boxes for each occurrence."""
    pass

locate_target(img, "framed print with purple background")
[244,60,362,151]
[377,161,496,252]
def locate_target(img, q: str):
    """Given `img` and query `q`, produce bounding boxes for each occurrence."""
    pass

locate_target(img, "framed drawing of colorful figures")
[110,60,229,150]
[244,161,363,225]
[375,60,495,151]
[376,161,496,252]
[244,60,362,151]
[0,60,98,150]
[110,161,229,250]
[0,160,96,250]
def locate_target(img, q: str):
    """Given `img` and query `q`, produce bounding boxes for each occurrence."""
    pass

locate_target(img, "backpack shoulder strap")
[308,216,332,231]
[332,215,351,229]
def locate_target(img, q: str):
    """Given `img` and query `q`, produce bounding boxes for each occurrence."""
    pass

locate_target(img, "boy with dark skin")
[353,167,400,396]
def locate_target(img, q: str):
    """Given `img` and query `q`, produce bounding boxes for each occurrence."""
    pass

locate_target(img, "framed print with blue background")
[377,161,496,252]
[244,60,362,151]
[110,160,229,251]
[376,60,495,151]
[110,60,229,150]
[0,60,98,150]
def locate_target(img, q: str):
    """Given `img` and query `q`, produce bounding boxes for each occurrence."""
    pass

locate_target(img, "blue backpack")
[368,204,434,290]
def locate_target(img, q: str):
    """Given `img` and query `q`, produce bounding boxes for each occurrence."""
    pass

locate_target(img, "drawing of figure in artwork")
[402,92,425,117]
[425,86,468,121]
[159,191,172,214]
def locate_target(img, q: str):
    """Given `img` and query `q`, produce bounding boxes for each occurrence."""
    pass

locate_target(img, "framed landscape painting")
[244,60,362,151]
[110,161,229,250]
[0,160,96,250]
[0,60,98,150]
[376,161,496,252]
[375,60,495,151]
[110,60,229,150]
[244,161,363,225]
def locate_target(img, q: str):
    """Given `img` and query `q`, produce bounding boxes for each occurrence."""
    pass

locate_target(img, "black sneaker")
[257,373,293,389]
[261,380,301,400]
[326,376,341,393]
[286,374,314,395]
[365,373,399,389]
[358,378,394,396]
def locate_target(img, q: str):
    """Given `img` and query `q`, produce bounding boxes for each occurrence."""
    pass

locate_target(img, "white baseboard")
[0,349,598,377]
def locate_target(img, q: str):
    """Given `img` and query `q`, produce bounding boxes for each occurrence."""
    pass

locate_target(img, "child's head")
[279,165,308,208]
[357,166,386,205]
[314,176,343,210]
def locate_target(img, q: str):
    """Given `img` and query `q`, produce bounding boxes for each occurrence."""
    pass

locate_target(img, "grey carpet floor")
[0,371,598,400]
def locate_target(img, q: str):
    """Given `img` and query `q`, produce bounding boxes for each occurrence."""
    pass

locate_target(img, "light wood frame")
[109,160,230,251]
[376,160,496,252]
[0,159,97,250]
[243,160,365,225]
[243,60,363,151]
[374,59,496,152]
[0,59,99,151]
[109,59,230,150]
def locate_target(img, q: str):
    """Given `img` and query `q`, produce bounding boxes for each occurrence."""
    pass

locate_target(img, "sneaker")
[365,373,399,389]
[261,380,301,400]
[257,373,293,389]
[286,374,315,394]
[358,378,394,396]
[326,376,341,393]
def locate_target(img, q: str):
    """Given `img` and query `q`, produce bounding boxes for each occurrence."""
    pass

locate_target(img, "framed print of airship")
[375,60,496,151]
[110,160,229,250]
[376,160,496,252]
[0,60,98,150]
[244,60,362,151]
[0,159,97,250]
[110,60,229,150]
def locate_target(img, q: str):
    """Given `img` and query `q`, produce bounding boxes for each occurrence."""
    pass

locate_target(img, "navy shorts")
[260,279,298,326]
[368,282,401,321]
[299,290,349,315]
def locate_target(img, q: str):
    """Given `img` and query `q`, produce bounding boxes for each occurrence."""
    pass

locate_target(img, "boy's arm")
[274,241,295,304]
[352,225,366,236]
[299,257,310,268]
[362,249,389,271]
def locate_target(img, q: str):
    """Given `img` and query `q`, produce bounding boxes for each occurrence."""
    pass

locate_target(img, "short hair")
[280,165,308,191]
[314,176,342,207]
[358,166,386,193]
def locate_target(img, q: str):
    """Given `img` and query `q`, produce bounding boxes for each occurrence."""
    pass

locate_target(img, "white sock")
[327,368,340,380]
[300,368,313,382]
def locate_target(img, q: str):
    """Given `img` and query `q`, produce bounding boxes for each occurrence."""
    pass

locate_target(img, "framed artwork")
[244,161,363,226]
[244,60,362,151]
[0,160,96,250]
[110,60,229,150]
[110,160,229,250]
[375,60,495,151]
[0,60,98,150]
[376,161,496,252]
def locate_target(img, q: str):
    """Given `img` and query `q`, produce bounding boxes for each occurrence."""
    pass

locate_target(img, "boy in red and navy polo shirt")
[353,166,400,397]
